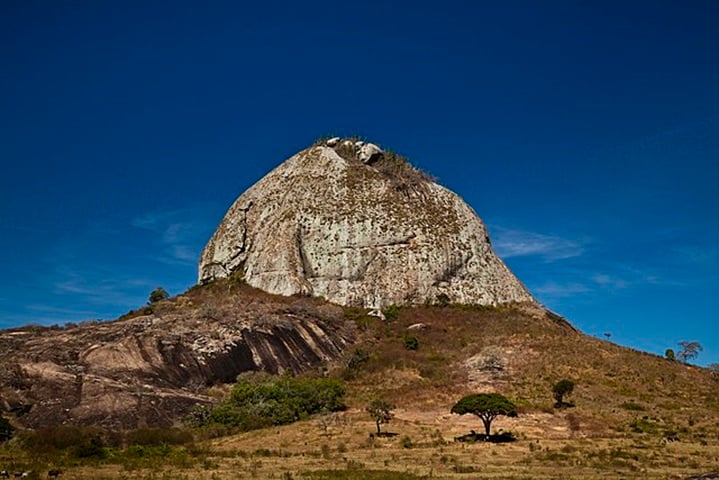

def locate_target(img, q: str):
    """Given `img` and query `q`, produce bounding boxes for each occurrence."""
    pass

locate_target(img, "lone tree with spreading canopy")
[450,393,517,438]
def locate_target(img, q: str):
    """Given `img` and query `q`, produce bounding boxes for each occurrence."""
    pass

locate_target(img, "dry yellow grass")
[2,301,718,479]
[9,407,717,479]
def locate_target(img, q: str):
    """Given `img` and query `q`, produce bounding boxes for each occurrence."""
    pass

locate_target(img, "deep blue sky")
[1,1,717,365]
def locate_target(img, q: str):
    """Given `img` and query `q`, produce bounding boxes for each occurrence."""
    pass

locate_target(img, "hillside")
[1,283,718,479]
[1,137,716,478]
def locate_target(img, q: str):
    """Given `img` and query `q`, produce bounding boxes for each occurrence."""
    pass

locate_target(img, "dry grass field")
[2,297,718,479]
[3,407,718,479]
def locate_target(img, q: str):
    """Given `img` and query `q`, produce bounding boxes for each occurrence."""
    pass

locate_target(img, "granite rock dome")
[199,138,535,309]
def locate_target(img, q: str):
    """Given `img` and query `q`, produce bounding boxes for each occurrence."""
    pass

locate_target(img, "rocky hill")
[2,138,718,479]
[199,138,534,309]
[1,137,542,430]
[0,281,352,429]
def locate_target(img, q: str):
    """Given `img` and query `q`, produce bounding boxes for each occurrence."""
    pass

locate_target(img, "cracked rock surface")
[199,139,535,308]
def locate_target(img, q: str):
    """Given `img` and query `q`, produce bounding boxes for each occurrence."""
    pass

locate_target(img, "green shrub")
[382,304,400,322]
[402,334,419,350]
[343,348,370,379]
[629,418,660,434]
[206,373,346,431]
[399,435,413,448]
[71,436,106,459]
[0,415,13,442]
[552,379,575,408]
[347,348,370,369]
[620,401,646,411]
[148,287,169,305]
[19,425,104,453]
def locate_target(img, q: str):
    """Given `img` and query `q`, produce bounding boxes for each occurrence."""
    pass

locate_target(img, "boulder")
[199,138,535,310]
[358,142,383,164]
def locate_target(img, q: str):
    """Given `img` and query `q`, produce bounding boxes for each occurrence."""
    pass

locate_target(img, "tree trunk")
[482,418,491,437]
[376,420,381,435]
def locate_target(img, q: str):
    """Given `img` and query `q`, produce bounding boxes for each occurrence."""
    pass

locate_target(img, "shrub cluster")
[0,415,14,442]
[206,373,346,430]
[17,425,195,460]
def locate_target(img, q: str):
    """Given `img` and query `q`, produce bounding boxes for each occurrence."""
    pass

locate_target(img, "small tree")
[708,363,719,381]
[366,399,395,436]
[450,393,517,437]
[148,287,169,305]
[677,341,702,364]
[552,379,575,408]
[665,348,676,361]
[0,415,14,442]
[403,334,419,350]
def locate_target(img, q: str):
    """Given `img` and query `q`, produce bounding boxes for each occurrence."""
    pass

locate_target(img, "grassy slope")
[2,288,718,479]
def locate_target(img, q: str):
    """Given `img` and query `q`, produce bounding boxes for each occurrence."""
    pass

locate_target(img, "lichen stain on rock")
[199,138,535,309]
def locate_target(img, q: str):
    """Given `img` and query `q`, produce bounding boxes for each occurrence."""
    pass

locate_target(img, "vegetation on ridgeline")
[147,286,170,305]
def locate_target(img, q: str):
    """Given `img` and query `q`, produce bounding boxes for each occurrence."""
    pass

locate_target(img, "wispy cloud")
[491,227,585,262]
[51,267,154,308]
[591,273,628,290]
[26,304,99,317]
[132,206,215,266]
[533,282,590,298]
[672,246,718,266]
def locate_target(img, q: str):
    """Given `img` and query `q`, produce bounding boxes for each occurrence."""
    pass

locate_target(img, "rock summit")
[199,138,535,309]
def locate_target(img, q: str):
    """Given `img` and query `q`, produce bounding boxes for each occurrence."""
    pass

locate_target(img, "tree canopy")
[148,287,170,305]
[450,393,517,437]
[552,379,575,408]
[206,373,346,430]
[366,398,395,435]
[677,341,702,363]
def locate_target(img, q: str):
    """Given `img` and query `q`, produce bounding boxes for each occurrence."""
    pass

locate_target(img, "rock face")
[0,285,352,429]
[199,138,535,308]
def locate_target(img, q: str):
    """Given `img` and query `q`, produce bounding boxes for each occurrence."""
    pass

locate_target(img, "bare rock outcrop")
[0,285,352,429]
[199,138,535,309]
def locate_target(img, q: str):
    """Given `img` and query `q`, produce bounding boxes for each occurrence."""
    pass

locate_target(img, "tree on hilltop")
[677,341,702,364]
[148,287,170,305]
